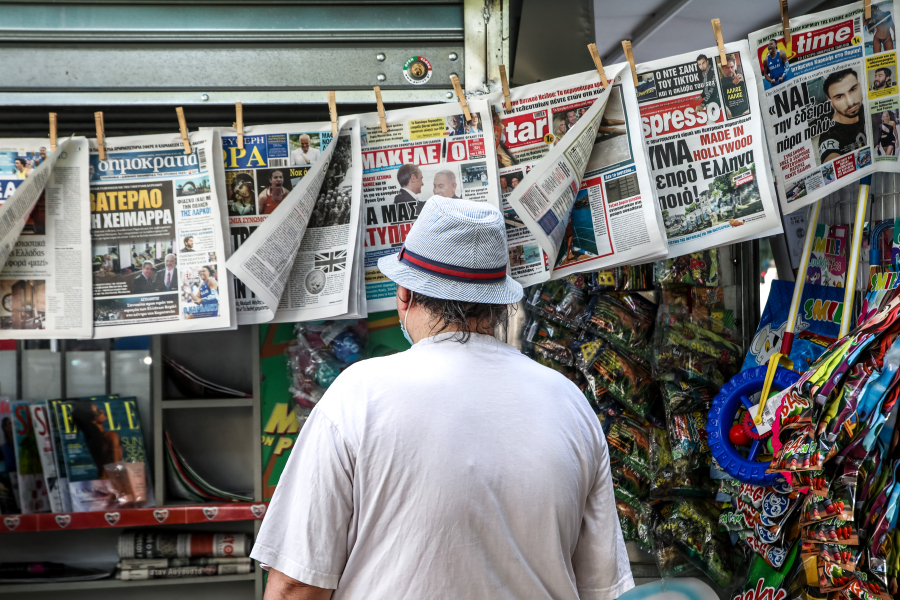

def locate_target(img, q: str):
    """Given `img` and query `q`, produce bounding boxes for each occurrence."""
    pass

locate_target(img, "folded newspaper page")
[489,63,668,285]
[351,100,500,313]
[212,121,363,324]
[0,138,93,338]
[635,41,783,257]
[89,130,235,337]
[750,1,900,214]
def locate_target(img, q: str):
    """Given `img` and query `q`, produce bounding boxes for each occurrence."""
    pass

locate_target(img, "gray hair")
[434,170,457,184]
[165,253,176,261]
[409,291,512,343]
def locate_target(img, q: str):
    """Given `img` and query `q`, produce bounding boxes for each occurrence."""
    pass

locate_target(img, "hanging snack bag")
[582,342,658,417]
[655,249,720,288]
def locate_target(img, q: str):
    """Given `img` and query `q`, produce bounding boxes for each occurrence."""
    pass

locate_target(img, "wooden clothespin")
[587,44,609,88]
[234,103,244,150]
[711,19,727,66]
[780,0,791,48]
[328,91,338,137]
[94,111,106,160]
[865,0,872,19]
[175,107,192,155]
[49,113,57,152]
[498,65,512,111]
[621,41,638,86]
[373,86,388,133]
[450,75,471,121]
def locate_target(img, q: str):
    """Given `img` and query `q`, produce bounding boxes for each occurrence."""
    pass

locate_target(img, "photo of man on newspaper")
[717,52,751,119]
[182,264,219,319]
[761,40,790,88]
[814,68,868,165]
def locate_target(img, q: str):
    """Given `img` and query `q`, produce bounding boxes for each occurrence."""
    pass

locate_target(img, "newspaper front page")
[750,1,900,214]
[635,41,783,257]
[351,101,500,313]
[489,64,668,286]
[0,138,92,339]
[224,121,363,322]
[88,131,234,337]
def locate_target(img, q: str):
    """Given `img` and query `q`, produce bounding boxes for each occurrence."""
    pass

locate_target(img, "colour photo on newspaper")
[491,63,668,286]
[353,100,499,313]
[750,0,900,214]
[89,130,235,337]
[213,120,363,324]
[0,137,93,339]
[224,120,363,322]
[635,41,783,257]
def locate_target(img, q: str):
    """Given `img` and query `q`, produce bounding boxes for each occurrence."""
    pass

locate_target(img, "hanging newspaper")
[211,121,363,324]
[89,131,235,337]
[353,101,499,313]
[635,41,783,257]
[750,1,900,214]
[489,63,668,285]
[0,138,92,339]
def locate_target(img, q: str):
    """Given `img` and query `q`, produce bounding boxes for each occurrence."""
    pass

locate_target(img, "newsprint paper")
[750,0,900,214]
[0,138,92,339]
[635,41,783,257]
[353,101,500,313]
[489,63,668,286]
[88,131,235,337]
[224,120,364,322]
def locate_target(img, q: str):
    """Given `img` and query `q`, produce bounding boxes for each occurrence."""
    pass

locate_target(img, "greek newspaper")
[0,138,92,339]
[489,63,668,286]
[89,131,235,337]
[635,42,783,257]
[353,101,499,313]
[224,121,364,322]
[750,1,900,214]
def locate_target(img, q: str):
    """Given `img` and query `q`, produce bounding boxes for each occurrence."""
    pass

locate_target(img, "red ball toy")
[729,423,751,446]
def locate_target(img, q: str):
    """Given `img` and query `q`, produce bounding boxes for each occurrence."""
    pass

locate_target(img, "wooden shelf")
[161,398,254,409]
[1,502,268,533]
[0,572,256,594]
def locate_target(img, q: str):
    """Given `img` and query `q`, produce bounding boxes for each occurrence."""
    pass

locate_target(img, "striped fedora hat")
[377,196,523,304]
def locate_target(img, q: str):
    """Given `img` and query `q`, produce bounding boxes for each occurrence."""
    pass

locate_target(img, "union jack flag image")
[315,250,347,273]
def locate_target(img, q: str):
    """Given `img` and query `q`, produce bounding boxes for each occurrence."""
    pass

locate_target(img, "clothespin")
[234,102,244,150]
[450,75,471,121]
[328,91,338,137]
[373,86,388,134]
[711,19,727,66]
[498,65,513,111]
[780,0,791,48]
[94,111,106,160]
[621,41,638,86]
[49,113,57,152]
[175,107,192,155]
[587,44,609,88]
[865,0,872,19]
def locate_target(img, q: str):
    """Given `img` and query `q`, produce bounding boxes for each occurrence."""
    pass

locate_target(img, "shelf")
[0,572,256,594]
[1,502,268,533]
[161,398,254,409]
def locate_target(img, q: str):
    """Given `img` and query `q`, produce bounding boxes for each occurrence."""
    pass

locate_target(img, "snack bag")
[655,249,720,288]
[582,342,658,418]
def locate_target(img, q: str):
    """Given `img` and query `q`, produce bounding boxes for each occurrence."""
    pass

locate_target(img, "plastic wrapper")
[524,317,577,366]
[616,498,651,548]
[659,373,716,415]
[656,499,734,587]
[655,249,720,288]
[802,517,859,545]
[582,341,657,417]
[801,478,855,524]
[581,293,656,353]
[732,542,799,600]
[607,414,652,479]
[653,307,743,389]
[770,425,822,473]
[612,460,649,500]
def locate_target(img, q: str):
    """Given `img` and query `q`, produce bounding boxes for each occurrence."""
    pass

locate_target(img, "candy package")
[524,317,577,366]
[656,499,734,587]
[581,342,658,418]
[607,415,652,479]
[581,293,656,353]
[802,517,858,545]
[655,249,720,288]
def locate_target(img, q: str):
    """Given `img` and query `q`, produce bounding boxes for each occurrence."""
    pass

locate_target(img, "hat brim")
[377,253,524,305]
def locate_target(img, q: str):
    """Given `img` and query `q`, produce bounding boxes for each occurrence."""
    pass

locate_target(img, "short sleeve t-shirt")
[251,333,633,600]
[818,119,867,163]
[720,75,750,117]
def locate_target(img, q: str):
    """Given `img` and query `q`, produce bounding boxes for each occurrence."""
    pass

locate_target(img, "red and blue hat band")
[397,245,506,283]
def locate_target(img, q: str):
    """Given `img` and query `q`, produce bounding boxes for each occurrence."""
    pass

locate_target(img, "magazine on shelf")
[118,532,252,559]
[0,397,19,514]
[165,432,252,503]
[118,557,252,569]
[88,130,235,337]
[0,137,93,339]
[29,401,68,513]
[10,400,50,514]
[209,121,365,324]
[486,63,669,285]
[634,41,784,257]
[749,1,900,213]
[54,397,153,512]
[348,100,501,312]
[118,563,253,580]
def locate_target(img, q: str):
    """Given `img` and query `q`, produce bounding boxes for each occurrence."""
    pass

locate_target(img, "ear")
[396,285,413,312]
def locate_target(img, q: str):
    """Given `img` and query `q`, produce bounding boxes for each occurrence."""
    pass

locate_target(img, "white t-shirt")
[291,146,321,165]
[251,333,632,600]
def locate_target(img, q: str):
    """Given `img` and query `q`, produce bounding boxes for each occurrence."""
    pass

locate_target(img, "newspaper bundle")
[488,63,668,285]
[224,121,364,322]
[750,0,900,213]
[0,138,92,339]
[88,131,235,337]
[354,101,500,313]
[635,42,783,257]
